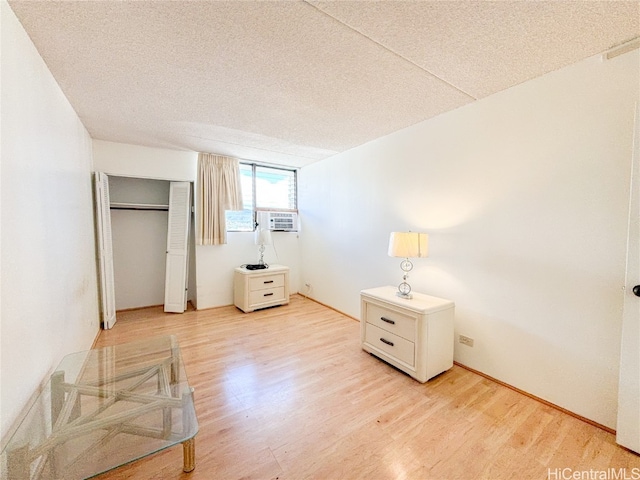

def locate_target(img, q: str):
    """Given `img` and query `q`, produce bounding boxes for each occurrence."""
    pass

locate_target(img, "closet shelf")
[110,202,169,211]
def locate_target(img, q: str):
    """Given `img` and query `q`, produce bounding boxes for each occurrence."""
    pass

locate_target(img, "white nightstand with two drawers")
[360,286,455,382]
[233,265,290,313]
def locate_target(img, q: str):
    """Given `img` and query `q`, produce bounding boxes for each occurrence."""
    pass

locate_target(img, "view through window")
[225,163,297,231]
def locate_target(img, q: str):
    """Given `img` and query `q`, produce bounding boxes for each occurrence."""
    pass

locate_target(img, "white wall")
[93,140,197,182]
[196,231,301,308]
[93,140,301,310]
[111,209,169,310]
[1,0,100,440]
[298,50,640,429]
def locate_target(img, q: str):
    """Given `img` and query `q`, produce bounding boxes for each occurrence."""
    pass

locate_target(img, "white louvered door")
[94,172,117,329]
[164,182,191,313]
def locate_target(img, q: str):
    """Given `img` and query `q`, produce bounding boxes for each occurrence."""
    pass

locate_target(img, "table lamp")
[255,227,273,266]
[388,231,428,299]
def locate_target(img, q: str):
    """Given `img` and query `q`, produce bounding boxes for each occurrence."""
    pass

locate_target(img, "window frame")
[225,162,298,232]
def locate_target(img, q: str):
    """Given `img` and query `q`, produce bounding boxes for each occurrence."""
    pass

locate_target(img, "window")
[225,163,297,232]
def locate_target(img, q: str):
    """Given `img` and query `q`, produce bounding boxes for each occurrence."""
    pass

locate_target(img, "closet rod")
[110,202,169,211]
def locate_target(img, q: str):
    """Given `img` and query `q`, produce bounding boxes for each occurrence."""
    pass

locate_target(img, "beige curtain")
[197,153,243,245]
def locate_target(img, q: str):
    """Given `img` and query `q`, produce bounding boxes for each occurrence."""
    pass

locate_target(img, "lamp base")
[396,281,412,299]
[395,291,413,300]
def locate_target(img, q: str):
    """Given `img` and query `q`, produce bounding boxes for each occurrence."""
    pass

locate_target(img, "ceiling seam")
[303,0,478,101]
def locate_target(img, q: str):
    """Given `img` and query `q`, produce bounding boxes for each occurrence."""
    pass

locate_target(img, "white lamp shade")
[388,232,428,258]
[255,228,273,246]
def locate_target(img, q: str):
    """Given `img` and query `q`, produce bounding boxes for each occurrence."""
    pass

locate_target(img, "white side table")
[360,286,455,382]
[233,265,290,313]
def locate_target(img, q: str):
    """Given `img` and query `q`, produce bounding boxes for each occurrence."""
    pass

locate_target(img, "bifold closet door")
[164,182,191,313]
[94,172,117,329]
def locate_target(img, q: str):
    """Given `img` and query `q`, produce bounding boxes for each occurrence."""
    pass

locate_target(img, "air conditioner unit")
[259,211,298,232]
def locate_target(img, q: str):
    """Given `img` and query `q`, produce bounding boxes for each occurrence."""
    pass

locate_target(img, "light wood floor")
[93,295,639,480]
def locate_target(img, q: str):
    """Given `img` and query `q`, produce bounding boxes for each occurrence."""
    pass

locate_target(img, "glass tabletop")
[1,335,198,480]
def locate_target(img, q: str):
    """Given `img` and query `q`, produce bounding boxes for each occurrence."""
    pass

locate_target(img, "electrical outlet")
[459,335,474,347]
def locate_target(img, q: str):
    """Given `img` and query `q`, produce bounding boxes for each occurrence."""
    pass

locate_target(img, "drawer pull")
[264,293,274,297]
[380,338,394,347]
[380,316,395,325]
[264,280,274,284]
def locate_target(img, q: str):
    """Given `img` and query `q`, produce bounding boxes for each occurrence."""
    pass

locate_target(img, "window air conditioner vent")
[261,212,298,232]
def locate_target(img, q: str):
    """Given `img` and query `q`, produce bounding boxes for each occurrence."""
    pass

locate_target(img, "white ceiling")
[9,1,640,168]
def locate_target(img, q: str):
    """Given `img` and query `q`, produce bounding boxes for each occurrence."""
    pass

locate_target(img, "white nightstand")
[233,265,290,313]
[360,286,455,382]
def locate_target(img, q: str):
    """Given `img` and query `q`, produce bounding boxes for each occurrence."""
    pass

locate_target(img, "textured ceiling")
[8,0,640,168]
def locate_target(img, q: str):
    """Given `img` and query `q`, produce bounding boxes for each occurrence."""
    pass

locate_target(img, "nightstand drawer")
[249,286,285,305]
[364,324,415,366]
[249,274,285,291]
[366,303,416,341]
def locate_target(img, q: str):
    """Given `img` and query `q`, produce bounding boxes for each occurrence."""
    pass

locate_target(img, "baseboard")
[298,293,359,322]
[453,361,616,435]
[115,303,164,313]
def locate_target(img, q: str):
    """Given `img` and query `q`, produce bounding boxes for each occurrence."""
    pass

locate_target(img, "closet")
[94,173,193,329]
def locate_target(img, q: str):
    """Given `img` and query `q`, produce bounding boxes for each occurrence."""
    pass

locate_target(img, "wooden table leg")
[182,437,195,472]
[181,386,196,472]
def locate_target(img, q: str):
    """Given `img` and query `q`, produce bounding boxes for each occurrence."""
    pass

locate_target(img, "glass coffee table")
[1,335,198,479]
